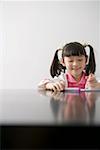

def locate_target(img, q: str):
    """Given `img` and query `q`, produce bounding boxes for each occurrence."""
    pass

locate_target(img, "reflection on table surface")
[0,89,100,125]
[39,90,100,125]
[0,90,100,149]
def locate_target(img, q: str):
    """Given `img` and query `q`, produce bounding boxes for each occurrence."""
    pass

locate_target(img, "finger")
[87,77,97,83]
[60,80,65,85]
[59,81,65,90]
[56,82,64,91]
[88,73,94,78]
[86,82,97,88]
[87,75,95,82]
[53,83,61,91]
[52,85,58,92]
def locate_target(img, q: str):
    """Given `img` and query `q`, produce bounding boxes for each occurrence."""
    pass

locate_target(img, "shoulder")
[54,72,67,81]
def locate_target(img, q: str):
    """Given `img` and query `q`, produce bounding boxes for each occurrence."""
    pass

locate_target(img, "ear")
[60,58,66,67]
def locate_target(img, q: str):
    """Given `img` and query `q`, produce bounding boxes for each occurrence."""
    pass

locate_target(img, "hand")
[50,92,65,101]
[46,80,65,92]
[85,73,98,89]
[85,92,96,106]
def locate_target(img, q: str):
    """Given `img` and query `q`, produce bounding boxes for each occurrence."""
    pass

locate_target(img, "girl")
[38,42,99,92]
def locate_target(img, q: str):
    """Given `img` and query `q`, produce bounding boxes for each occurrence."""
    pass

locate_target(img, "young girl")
[38,42,99,92]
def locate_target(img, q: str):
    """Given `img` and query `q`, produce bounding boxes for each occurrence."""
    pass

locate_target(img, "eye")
[68,60,73,62]
[78,59,82,61]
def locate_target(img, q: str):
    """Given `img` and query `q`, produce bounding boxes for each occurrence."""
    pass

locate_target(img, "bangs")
[62,42,86,57]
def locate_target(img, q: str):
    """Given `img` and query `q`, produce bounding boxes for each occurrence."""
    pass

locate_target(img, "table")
[0,89,100,125]
[0,89,100,149]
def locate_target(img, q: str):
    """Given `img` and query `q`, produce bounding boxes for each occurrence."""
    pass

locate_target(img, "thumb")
[87,73,94,81]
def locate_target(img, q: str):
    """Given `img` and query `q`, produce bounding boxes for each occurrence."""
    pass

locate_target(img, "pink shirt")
[66,72,87,89]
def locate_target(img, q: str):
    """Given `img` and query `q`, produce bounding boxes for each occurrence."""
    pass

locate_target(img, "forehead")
[64,56,85,60]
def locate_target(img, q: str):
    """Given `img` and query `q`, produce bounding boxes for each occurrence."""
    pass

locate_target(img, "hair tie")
[57,49,63,61]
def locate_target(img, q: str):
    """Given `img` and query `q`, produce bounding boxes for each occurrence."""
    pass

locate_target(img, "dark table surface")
[0,89,100,125]
[0,89,100,149]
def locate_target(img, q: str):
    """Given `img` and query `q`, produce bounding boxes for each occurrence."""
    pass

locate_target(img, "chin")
[72,72,81,77]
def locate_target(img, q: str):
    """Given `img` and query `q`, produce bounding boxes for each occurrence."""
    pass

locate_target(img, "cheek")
[82,62,86,68]
[65,64,72,70]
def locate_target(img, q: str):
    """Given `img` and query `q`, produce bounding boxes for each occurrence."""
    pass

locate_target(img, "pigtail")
[85,44,96,75]
[50,49,65,78]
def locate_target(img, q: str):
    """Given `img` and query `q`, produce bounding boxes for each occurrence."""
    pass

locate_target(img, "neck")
[73,73,83,82]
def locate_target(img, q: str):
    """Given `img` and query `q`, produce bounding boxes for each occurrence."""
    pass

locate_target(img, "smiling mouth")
[73,68,81,70]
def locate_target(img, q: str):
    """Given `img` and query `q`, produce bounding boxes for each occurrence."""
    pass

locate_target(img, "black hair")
[50,42,96,77]
[50,49,66,77]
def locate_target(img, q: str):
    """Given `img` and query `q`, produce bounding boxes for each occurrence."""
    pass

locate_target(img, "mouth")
[72,67,81,71]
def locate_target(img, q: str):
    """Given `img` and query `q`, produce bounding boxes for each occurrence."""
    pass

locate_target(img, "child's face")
[63,55,86,79]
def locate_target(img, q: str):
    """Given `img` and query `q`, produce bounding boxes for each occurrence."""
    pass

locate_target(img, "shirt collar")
[66,72,87,84]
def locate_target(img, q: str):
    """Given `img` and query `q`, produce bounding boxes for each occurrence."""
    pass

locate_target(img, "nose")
[73,61,78,66]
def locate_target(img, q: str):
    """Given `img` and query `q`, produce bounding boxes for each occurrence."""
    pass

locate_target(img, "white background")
[0,0,100,89]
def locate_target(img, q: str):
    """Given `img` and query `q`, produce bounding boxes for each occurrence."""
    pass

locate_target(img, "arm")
[38,73,66,92]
